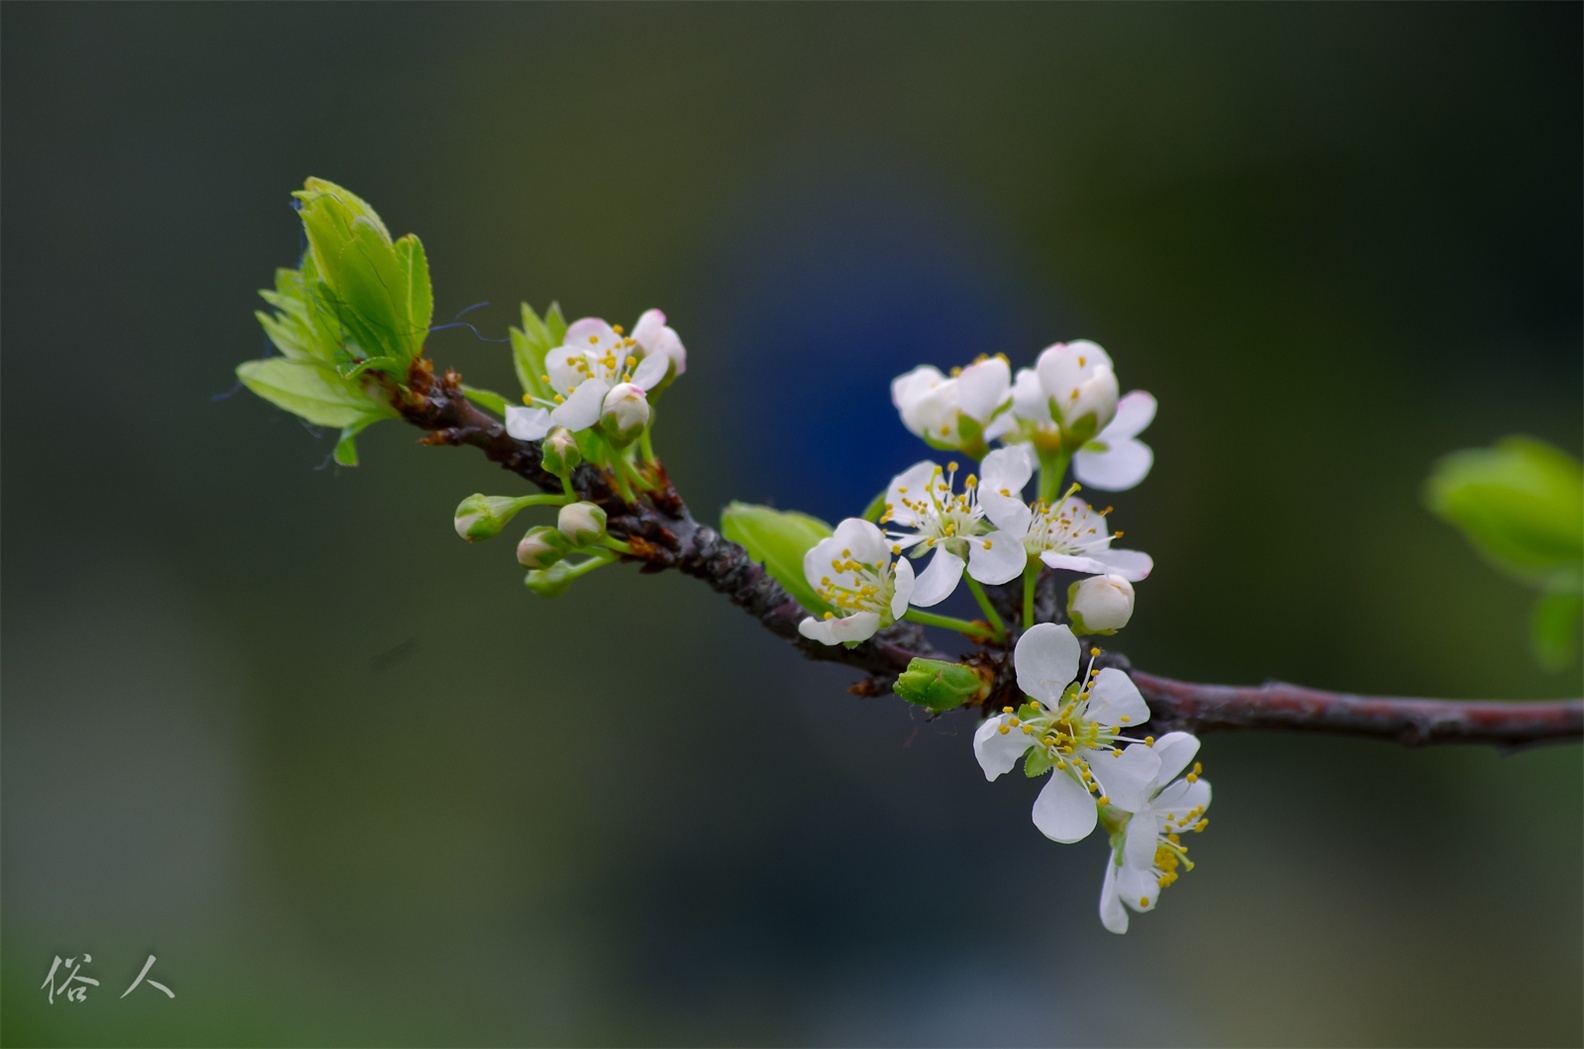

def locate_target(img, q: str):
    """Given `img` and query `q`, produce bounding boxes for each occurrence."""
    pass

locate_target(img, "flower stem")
[515,492,572,510]
[639,418,657,465]
[1037,447,1073,503]
[964,576,1006,641]
[602,536,635,556]
[562,550,617,580]
[1022,563,1039,630]
[904,609,997,640]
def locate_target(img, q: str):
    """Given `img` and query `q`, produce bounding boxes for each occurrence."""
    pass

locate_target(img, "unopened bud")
[523,560,575,598]
[1057,366,1119,444]
[540,426,581,476]
[893,658,992,712]
[1068,574,1135,634]
[557,501,607,546]
[600,382,651,447]
[454,494,527,542]
[516,525,570,569]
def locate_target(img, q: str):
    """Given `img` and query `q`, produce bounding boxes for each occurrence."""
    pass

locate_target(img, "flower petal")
[564,317,616,348]
[1073,438,1153,492]
[1084,668,1150,729]
[1039,552,1111,575]
[967,530,1027,585]
[544,344,586,394]
[630,350,670,391]
[955,356,1011,423]
[832,517,888,565]
[1100,853,1130,934]
[1123,807,1162,869]
[798,611,881,646]
[1154,777,1212,826]
[1105,391,1157,441]
[973,714,1032,781]
[909,548,965,608]
[891,365,946,436]
[549,378,610,432]
[1031,768,1098,843]
[1087,744,1162,814]
[1009,367,1049,423]
[1151,732,1201,787]
[980,443,1036,497]
[1090,547,1154,581]
[982,494,1032,538]
[890,554,915,618]
[505,405,552,441]
[884,460,941,528]
[1118,862,1159,913]
[1014,623,1080,705]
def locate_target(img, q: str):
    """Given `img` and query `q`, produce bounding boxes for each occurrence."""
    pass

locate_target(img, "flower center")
[816,548,895,618]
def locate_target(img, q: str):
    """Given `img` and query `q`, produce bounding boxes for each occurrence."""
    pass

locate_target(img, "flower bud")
[894,658,993,713]
[523,560,575,598]
[1057,365,1119,443]
[1067,573,1135,634]
[454,494,527,542]
[557,501,608,546]
[540,426,581,476]
[600,382,651,447]
[516,525,570,569]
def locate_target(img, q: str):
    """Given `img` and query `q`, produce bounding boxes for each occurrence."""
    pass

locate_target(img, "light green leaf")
[544,301,568,347]
[1532,586,1583,671]
[511,303,556,399]
[394,233,433,348]
[237,357,393,428]
[462,384,509,415]
[333,417,381,468]
[1426,436,1584,587]
[720,502,835,614]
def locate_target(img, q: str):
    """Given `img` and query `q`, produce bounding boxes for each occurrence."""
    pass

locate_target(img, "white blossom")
[881,445,1034,605]
[506,310,685,441]
[1099,732,1212,934]
[798,518,917,646]
[1068,574,1135,634]
[991,490,1154,581]
[973,624,1160,843]
[891,356,1012,455]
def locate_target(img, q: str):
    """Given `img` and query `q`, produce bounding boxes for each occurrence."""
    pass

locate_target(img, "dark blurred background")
[3,5,1580,1046]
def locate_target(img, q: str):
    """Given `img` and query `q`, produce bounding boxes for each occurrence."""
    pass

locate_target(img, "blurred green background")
[3,5,1580,1046]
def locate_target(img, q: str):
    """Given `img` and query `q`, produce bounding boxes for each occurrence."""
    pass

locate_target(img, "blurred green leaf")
[461,385,509,415]
[720,502,834,614]
[1531,588,1583,671]
[1426,436,1583,587]
[511,303,556,399]
[237,358,393,429]
[333,417,381,468]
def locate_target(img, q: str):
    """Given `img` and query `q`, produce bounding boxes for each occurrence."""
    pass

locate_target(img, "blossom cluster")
[796,338,1210,934]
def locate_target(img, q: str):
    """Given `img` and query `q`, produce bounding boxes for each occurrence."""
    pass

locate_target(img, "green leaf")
[237,357,393,428]
[393,233,433,347]
[544,301,568,347]
[719,502,835,614]
[1532,587,1583,671]
[333,416,381,467]
[861,487,888,523]
[461,384,508,415]
[511,303,556,399]
[1426,436,1584,587]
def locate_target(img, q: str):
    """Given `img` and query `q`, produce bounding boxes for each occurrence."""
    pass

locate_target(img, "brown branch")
[391,360,1584,748]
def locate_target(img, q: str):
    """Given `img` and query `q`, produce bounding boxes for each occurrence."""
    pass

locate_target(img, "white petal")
[909,548,965,608]
[1154,777,1212,825]
[1104,391,1157,441]
[1100,854,1130,934]
[1039,552,1111,576]
[980,443,1036,498]
[1151,732,1201,787]
[832,518,888,565]
[884,460,941,528]
[631,308,666,347]
[982,493,1033,537]
[564,317,616,348]
[544,344,586,394]
[505,405,552,441]
[1123,808,1162,869]
[630,350,670,391]
[798,611,880,646]
[1090,547,1154,581]
[891,365,945,435]
[1086,744,1162,813]
[1014,623,1080,705]
[1009,367,1049,422]
[1031,768,1098,843]
[803,536,844,592]
[549,378,610,431]
[967,530,1027,585]
[1084,668,1150,729]
[890,555,915,618]
[973,715,1031,781]
[1073,438,1153,492]
[955,357,1011,422]
[1118,863,1159,913]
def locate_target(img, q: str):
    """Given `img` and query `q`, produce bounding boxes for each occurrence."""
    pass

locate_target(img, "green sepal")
[236,357,394,429]
[892,658,990,712]
[1532,587,1583,671]
[1023,747,1054,779]
[719,502,835,614]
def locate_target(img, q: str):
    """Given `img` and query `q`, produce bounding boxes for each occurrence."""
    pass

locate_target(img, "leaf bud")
[540,426,582,476]
[1068,573,1135,634]
[454,493,528,542]
[893,657,992,712]
[557,501,608,546]
[516,525,570,569]
[600,382,651,447]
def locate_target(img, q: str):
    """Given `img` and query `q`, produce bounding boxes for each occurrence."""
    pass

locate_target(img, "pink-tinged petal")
[633,309,687,376]
[1009,367,1049,422]
[630,308,666,347]
[1031,768,1098,843]
[909,548,965,608]
[1085,668,1150,729]
[1118,863,1159,913]
[1151,732,1201,787]
[564,317,615,347]
[890,555,915,618]
[1100,854,1130,934]
[549,378,609,431]
[1154,778,1212,825]
[505,405,552,441]
[1104,391,1156,441]
[955,357,1012,422]
[973,714,1032,781]
[884,460,941,528]
[1014,623,1080,705]
[798,612,881,646]
[1039,551,1111,576]
[1124,808,1162,869]
[630,350,670,391]
[1091,547,1153,581]
[1086,744,1162,813]
[967,530,1027,585]
[832,517,888,565]
[1073,438,1153,492]
[980,443,1036,498]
